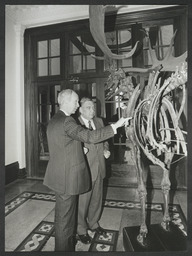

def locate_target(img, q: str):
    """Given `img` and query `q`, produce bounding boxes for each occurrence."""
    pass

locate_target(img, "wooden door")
[37,84,61,177]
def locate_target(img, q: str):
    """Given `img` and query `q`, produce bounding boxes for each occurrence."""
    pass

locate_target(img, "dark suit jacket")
[43,110,114,195]
[78,116,109,181]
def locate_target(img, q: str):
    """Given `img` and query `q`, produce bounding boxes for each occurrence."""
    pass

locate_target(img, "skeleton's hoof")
[137,233,147,247]
[161,221,170,231]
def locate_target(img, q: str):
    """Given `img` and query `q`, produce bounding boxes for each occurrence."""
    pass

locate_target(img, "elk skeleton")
[124,63,187,245]
[89,5,188,247]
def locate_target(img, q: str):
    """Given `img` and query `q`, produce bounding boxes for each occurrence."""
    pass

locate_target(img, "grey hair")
[58,89,73,105]
[80,97,93,106]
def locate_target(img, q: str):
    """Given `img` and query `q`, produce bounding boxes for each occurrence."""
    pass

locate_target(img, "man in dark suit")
[77,97,111,244]
[43,89,131,251]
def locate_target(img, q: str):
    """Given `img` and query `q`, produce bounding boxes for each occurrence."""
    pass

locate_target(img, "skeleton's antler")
[148,30,187,72]
[89,5,139,60]
[89,6,187,73]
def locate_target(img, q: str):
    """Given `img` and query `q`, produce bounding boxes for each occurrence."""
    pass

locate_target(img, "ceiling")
[5,5,178,28]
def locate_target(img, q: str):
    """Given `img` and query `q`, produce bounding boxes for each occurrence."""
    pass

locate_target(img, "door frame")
[24,6,187,178]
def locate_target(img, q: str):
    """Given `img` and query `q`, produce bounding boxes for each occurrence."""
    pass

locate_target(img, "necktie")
[88,120,93,130]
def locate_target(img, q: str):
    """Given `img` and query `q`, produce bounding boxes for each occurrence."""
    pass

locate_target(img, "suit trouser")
[55,193,77,251]
[77,173,103,235]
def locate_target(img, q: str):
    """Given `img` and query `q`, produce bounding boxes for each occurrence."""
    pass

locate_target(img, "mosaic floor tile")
[15,233,49,251]
[33,221,54,236]
[94,230,118,245]
[89,230,118,251]
[5,191,35,216]
[5,197,28,216]
[103,199,163,211]
[5,191,187,252]
[15,221,55,252]
[89,243,114,251]
[31,193,56,202]
[5,200,55,250]
[75,240,91,251]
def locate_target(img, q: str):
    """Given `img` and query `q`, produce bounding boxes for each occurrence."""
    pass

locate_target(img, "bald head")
[58,89,79,115]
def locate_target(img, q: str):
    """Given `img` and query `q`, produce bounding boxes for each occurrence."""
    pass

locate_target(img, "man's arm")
[64,116,131,144]
[64,116,114,144]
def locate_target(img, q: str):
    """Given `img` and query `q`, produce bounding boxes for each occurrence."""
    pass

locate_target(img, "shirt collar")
[81,115,91,126]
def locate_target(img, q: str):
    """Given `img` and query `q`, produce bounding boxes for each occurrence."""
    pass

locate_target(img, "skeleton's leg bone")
[135,146,148,246]
[161,168,171,231]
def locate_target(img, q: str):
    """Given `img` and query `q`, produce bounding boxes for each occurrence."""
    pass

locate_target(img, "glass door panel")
[37,84,61,177]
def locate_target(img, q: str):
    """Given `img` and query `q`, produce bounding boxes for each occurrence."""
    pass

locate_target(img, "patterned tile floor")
[5,178,187,252]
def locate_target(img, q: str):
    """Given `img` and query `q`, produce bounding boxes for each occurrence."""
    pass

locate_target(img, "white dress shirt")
[80,116,96,130]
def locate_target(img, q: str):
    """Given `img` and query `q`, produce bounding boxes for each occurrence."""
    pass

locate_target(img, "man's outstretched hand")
[114,117,132,129]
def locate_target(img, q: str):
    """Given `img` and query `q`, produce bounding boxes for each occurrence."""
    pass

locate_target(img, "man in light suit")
[43,89,131,251]
[77,97,111,244]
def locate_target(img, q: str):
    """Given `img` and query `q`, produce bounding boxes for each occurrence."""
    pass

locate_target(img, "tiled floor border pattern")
[88,230,119,251]
[5,191,187,241]
[15,221,55,251]
[14,221,119,252]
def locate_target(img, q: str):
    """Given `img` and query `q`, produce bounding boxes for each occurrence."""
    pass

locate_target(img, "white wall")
[5,16,26,168]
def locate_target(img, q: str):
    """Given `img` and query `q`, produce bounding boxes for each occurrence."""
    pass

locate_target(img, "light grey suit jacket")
[78,116,109,181]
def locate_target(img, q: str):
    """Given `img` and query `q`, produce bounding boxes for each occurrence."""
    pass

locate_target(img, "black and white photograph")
[1,1,191,255]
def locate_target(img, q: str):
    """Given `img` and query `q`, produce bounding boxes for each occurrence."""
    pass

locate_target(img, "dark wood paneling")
[18,168,27,179]
[95,77,107,118]
[5,162,19,185]
[24,33,39,177]
[105,5,187,29]
[174,11,187,55]
[5,162,27,185]
[132,23,144,68]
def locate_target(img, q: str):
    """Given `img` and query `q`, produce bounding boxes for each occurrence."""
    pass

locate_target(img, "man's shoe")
[78,234,92,244]
[92,226,107,235]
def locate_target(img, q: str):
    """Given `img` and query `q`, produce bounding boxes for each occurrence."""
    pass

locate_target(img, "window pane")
[118,30,132,50]
[118,56,132,68]
[159,46,174,60]
[38,41,48,58]
[83,55,95,71]
[69,37,81,54]
[92,83,96,97]
[69,55,81,73]
[50,39,60,57]
[143,35,149,49]
[49,85,60,104]
[38,89,50,123]
[50,57,60,75]
[50,85,60,115]
[160,25,173,45]
[38,59,48,76]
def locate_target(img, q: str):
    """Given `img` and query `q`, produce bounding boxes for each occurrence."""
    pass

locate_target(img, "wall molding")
[5,162,26,185]
[6,5,177,29]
